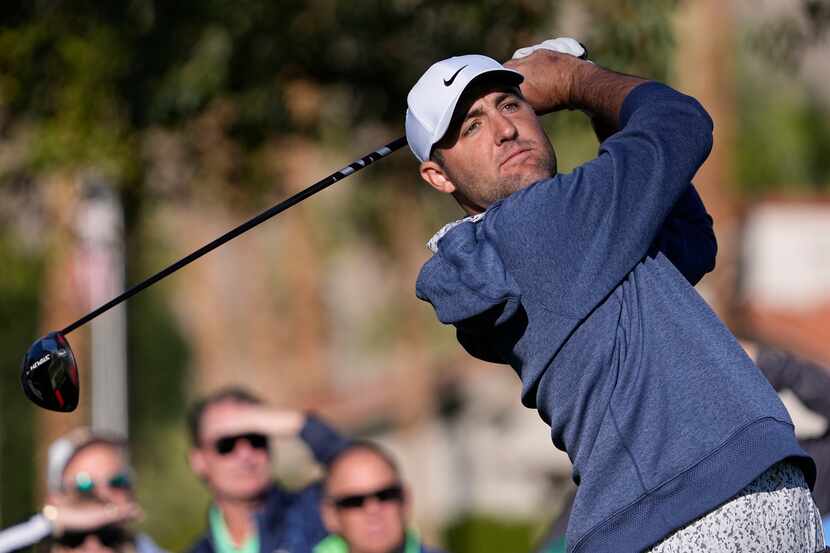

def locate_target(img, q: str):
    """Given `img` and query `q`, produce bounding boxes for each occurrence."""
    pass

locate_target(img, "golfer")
[406,38,823,552]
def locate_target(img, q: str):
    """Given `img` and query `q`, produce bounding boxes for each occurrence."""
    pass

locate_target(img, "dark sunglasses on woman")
[332,484,405,510]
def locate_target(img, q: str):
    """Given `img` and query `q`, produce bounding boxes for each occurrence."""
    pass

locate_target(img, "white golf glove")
[512,37,589,61]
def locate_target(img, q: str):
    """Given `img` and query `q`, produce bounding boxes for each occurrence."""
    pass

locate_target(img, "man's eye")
[463,121,480,136]
[503,102,519,112]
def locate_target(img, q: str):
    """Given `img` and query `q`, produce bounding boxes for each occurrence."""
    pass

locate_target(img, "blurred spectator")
[742,340,830,537]
[316,441,445,553]
[50,496,135,553]
[186,387,349,553]
[0,428,163,553]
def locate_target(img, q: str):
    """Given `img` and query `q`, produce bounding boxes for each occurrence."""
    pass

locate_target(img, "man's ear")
[189,448,208,479]
[321,499,341,533]
[419,160,456,195]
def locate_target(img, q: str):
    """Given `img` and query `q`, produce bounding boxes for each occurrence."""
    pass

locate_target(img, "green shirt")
[543,536,567,553]
[209,506,260,553]
[313,531,421,553]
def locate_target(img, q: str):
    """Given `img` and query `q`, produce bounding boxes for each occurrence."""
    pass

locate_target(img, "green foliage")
[736,84,830,194]
[579,0,678,82]
[736,18,830,194]
[542,110,601,175]
[0,237,41,526]
[443,514,543,553]
[0,11,136,180]
[127,285,191,444]
[1,0,554,171]
[125,222,197,549]
[133,427,210,552]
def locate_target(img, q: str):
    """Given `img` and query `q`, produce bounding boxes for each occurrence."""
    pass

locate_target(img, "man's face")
[323,449,408,553]
[60,443,132,505]
[190,400,272,501]
[420,80,556,214]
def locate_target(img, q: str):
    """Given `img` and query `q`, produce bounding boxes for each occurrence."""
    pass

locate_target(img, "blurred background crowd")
[1,1,829,553]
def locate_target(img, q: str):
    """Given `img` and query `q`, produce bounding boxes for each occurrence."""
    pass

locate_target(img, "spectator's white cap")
[405,54,523,162]
[46,427,127,492]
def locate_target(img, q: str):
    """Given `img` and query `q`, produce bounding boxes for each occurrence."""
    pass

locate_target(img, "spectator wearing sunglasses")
[186,387,350,553]
[50,495,134,553]
[0,428,165,553]
[316,441,445,553]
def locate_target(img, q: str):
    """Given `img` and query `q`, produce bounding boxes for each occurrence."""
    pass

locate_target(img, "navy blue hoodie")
[416,82,814,552]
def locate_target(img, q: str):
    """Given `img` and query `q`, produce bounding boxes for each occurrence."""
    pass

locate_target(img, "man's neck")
[215,497,263,546]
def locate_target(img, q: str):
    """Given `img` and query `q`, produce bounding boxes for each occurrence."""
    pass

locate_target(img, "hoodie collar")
[426,212,487,253]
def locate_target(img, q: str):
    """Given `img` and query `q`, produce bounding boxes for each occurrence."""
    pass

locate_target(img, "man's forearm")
[756,344,830,419]
[571,64,647,140]
[0,514,52,553]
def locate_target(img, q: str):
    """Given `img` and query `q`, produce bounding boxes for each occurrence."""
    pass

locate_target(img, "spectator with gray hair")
[0,427,165,553]
[316,441,445,553]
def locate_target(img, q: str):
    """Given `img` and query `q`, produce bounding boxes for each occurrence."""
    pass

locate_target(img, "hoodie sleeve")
[756,345,830,421]
[485,81,714,317]
[298,414,350,466]
[650,184,717,286]
[416,221,522,325]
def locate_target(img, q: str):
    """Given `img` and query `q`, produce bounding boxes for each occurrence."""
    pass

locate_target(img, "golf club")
[21,136,408,412]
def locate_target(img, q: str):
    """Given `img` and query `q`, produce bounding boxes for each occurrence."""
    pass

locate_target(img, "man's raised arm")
[505,50,645,124]
[492,52,713,316]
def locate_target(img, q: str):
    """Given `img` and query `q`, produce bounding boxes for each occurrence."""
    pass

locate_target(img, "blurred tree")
[444,514,541,553]
[0,234,40,527]
[737,0,830,194]
[0,0,554,545]
[674,0,740,323]
[578,0,678,82]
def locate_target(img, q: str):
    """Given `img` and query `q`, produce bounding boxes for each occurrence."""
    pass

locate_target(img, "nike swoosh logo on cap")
[443,65,467,86]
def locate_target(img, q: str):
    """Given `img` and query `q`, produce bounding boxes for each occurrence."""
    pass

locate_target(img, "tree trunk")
[36,173,89,501]
[674,0,742,326]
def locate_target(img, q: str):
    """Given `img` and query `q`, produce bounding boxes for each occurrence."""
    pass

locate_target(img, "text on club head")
[29,353,51,372]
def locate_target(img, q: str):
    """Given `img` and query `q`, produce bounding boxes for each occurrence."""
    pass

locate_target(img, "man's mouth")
[499,147,533,169]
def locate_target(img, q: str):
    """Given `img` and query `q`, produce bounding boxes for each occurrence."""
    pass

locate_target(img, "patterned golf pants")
[648,460,825,552]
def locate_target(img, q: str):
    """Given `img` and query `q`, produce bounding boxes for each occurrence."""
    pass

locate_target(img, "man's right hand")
[507,38,647,138]
[504,47,589,115]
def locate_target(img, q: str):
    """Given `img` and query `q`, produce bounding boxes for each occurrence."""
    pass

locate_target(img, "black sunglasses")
[56,526,129,548]
[213,433,269,455]
[332,484,404,510]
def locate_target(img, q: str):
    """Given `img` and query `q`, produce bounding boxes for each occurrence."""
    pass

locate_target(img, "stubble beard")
[458,146,557,208]
[496,152,557,200]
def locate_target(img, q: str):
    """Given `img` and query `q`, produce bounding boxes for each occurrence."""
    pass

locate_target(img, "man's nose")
[362,496,383,513]
[80,534,107,553]
[234,439,257,456]
[493,112,518,144]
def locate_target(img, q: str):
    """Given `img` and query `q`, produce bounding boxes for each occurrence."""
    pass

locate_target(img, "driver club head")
[21,331,79,412]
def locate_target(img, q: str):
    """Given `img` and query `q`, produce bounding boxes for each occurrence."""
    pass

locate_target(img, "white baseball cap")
[405,54,523,162]
[46,427,127,492]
